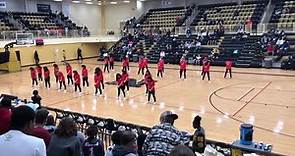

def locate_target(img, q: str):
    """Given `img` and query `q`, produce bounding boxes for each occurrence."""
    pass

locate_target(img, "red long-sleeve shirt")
[122,73,129,83]
[58,72,65,82]
[147,80,155,91]
[117,77,125,87]
[180,60,187,70]
[142,58,148,68]
[36,66,42,75]
[110,57,114,63]
[122,58,129,67]
[203,63,210,72]
[157,60,165,71]
[31,69,37,79]
[44,71,50,78]
[225,61,233,70]
[82,68,88,78]
[66,66,72,76]
[138,58,144,68]
[54,67,59,76]
[104,57,109,64]
[74,73,81,85]
[94,74,101,88]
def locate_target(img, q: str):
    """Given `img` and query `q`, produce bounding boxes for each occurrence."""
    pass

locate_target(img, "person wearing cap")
[143,111,190,156]
[192,115,206,153]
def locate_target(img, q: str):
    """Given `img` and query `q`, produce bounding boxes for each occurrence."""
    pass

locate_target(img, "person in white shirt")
[0,105,46,156]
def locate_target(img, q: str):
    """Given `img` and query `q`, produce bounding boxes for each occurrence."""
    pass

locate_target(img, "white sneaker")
[63,90,67,93]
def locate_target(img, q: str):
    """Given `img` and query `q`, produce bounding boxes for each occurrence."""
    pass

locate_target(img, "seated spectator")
[47,117,81,156]
[44,114,56,133]
[0,105,46,156]
[31,90,42,106]
[192,116,206,153]
[106,131,123,156]
[0,98,12,135]
[32,108,51,147]
[168,144,195,156]
[137,133,147,156]
[83,125,104,156]
[143,111,190,156]
[267,42,274,55]
[112,131,138,156]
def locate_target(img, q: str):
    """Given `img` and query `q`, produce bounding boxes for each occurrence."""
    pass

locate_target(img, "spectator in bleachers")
[83,125,104,156]
[106,131,123,156]
[143,111,190,156]
[44,114,56,134]
[168,144,195,156]
[267,42,274,55]
[0,105,46,156]
[137,133,147,156]
[112,131,138,156]
[31,90,42,106]
[47,117,81,156]
[0,98,12,135]
[32,108,51,147]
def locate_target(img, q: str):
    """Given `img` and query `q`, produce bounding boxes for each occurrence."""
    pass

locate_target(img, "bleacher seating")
[270,0,295,29]
[0,12,17,31]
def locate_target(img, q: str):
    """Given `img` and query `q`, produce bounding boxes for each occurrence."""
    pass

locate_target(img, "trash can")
[240,123,253,145]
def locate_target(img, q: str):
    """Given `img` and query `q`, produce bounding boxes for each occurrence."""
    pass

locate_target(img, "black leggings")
[123,66,128,72]
[38,74,43,81]
[124,81,129,91]
[157,70,163,77]
[32,78,38,86]
[95,87,102,95]
[101,80,105,90]
[75,84,81,92]
[67,75,73,85]
[145,84,148,94]
[59,81,66,90]
[180,69,186,79]
[104,64,109,73]
[117,86,126,97]
[148,90,156,102]
[224,69,232,78]
[55,75,58,83]
[82,77,89,87]
[77,54,83,62]
[110,62,114,70]
[45,77,50,88]
[138,68,144,75]
[202,71,210,81]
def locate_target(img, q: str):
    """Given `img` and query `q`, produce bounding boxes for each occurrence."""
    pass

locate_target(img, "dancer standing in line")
[116,73,126,99]
[147,76,157,103]
[30,67,38,87]
[144,70,152,95]
[121,69,129,92]
[202,61,211,81]
[179,57,187,79]
[36,65,43,82]
[53,64,59,84]
[224,59,233,78]
[157,58,164,78]
[82,65,89,87]
[43,66,51,89]
[66,63,73,85]
[122,56,129,72]
[58,71,66,91]
[96,67,105,90]
[73,70,82,93]
[94,68,103,96]
[142,56,149,71]
[103,56,110,73]
[137,57,144,75]
[109,54,114,71]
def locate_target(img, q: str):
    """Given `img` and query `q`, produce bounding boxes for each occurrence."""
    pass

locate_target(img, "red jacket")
[144,73,151,84]
[180,60,187,70]
[267,43,274,53]
[66,66,72,76]
[44,71,50,78]
[123,58,129,67]
[36,67,42,75]
[138,58,144,68]
[117,77,125,87]
[32,126,51,147]
[203,63,210,72]
[110,57,114,63]
[142,58,148,67]
[147,80,155,91]
[122,73,129,83]
[58,72,65,82]
[31,69,37,79]
[157,60,164,71]
[54,67,59,76]
[74,73,81,85]
[0,107,11,135]
[82,68,88,78]
[225,61,233,70]
[104,57,109,64]
[94,74,101,87]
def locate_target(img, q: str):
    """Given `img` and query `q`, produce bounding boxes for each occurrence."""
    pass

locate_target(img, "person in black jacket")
[83,125,104,156]
[31,90,42,106]
[112,131,138,156]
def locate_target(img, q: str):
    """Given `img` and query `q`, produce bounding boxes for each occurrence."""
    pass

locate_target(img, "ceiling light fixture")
[86,1,93,4]
[110,1,117,4]
[72,0,80,3]
[123,0,130,3]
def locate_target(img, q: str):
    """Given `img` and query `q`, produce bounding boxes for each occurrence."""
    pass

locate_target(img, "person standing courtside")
[179,57,187,79]
[77,48,83,64]
[82,65,89,88]
[202,61,210,81]
[104,56,110,73]
[224,59,233,78]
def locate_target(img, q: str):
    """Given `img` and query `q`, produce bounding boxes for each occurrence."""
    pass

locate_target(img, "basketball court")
[0,59,294,155]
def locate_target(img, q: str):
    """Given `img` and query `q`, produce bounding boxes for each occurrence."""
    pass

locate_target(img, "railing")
[43,106,284,156]
[0,29,91,41]
[257,23,295,33]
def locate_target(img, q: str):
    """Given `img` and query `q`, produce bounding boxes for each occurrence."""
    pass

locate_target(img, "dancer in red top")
[122,56,129,72]
[94,67,103,95]
[147,76,157,103]
[81,65,89,87]
[179,57,187,79]
[43,66,50,88]
[66,63,73,85]
[53,64,59,83]
[121,69,129,91]
[137,57,144,75]
[157,58,164,78]
[30,67,38,86]
[202,61,210,81]
[224,59,233,78]
[36,65,43,82]
[73,70,81,92]
[58,71,66,90]
[103,56,110,73]
[142,56,148,70]
[116,73,126,98]
[144,70,152,95]
[109,55,114,70]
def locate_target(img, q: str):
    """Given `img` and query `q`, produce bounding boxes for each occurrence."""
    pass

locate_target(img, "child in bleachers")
[82,125,104,156]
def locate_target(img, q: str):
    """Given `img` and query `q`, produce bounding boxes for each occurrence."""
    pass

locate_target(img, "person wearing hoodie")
[112,131,138,156]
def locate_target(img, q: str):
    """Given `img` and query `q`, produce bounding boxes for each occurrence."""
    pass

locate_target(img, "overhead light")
[86,1,93,4]
[53,0,62,1]
[110,1,117,4]
[98,3,102,5]
[72,0,80,3]
[85,0,92,1]
[123,0,130,3]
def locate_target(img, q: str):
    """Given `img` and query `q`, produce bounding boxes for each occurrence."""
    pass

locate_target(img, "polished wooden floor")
[1,59,295,155]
